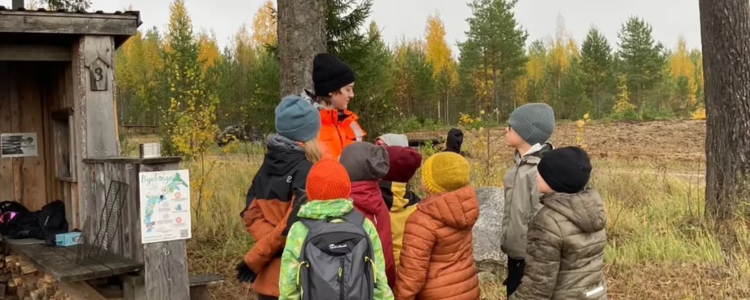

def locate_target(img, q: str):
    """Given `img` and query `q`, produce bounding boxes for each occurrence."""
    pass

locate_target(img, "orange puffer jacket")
[317,108,366,159]
[394,185,481,300]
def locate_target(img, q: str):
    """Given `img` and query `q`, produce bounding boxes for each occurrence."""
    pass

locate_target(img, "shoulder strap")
[343,210,365,226]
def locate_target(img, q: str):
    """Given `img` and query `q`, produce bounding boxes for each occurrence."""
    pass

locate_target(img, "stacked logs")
[0,255,71,300]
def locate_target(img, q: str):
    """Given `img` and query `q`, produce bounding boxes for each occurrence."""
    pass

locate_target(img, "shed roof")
[0,6,141,48]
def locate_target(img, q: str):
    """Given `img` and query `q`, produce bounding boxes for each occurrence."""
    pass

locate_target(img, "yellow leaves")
[575,112,590,148]
[669,36,699,107]
[613,74,635,114]
[252,0,277,47]
[691,107,706,120]
[424,13,458,85]
[197,32,221,72]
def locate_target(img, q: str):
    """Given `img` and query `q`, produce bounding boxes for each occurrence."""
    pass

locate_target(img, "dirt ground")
[407,119,707,163]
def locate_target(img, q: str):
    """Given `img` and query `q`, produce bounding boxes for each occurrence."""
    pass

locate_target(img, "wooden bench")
[4,238,141,283]
[188,274,222,300]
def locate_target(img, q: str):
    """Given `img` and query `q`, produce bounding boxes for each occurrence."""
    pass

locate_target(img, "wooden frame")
[0,10,140,37]
[0,44,71,61]
[52,108,76,182]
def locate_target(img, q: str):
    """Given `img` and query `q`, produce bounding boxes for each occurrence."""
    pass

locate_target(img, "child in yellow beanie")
[394,152,480,300]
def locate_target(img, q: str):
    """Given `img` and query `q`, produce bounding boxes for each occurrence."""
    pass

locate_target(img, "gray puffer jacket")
[511,189,607,300]
[502,143,552,259]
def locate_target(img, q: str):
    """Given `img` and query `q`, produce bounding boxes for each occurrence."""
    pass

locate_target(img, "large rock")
[473,186,507,276]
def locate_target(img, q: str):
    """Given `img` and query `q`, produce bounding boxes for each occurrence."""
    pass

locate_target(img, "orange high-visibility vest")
[317,108,366,159]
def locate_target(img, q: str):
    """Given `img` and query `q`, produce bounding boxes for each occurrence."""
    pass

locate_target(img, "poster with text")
[139,170,191,244]
[1,133,38,158]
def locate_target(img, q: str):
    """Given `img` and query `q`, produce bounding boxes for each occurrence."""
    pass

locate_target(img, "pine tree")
[327,0,396,137]
[460,0,528,119]
[581,26,614,118]
[394,39,436,118]
[617,17,667,109]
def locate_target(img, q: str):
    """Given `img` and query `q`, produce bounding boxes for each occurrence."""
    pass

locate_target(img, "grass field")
[125,119,750,299]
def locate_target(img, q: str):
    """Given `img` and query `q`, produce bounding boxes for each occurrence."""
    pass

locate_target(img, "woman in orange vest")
[311,53,366,159]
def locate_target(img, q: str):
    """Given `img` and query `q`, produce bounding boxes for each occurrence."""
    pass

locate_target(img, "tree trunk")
[700,0,750,220]
[277,0,327,97]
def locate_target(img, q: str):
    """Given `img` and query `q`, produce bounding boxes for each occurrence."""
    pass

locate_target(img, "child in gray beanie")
[501,103,555,298]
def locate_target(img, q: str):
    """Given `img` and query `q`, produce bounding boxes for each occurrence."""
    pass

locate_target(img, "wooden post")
[73,35,120,228]
[12,0,24,10]
[83,157,188,300]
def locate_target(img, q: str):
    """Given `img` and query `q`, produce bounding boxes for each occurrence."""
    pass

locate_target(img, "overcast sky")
[4,0,702,54]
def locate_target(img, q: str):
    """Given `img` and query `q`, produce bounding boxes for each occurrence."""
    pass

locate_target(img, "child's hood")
[379,181,420,212]
[297,199,354,220]
[515,142,554,165]
[377,134,409,147]
[350,180,385,215]
[339,142,390,181]
[542,189,606,233]
[418,185,479,229]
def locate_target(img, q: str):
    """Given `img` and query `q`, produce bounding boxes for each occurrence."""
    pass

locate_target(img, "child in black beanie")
[511,147,608,300]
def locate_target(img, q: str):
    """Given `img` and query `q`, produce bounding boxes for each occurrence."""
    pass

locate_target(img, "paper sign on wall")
[139,170,191,244]
[1,133,38,158]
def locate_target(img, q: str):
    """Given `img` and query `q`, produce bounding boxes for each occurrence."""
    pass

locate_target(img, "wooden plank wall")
[44,62,79,228]
[0,62,49,211]
[0,62,13,201]
[0,61,78,224]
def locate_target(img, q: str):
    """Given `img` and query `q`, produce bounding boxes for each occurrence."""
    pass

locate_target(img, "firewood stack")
[0,255,70,300]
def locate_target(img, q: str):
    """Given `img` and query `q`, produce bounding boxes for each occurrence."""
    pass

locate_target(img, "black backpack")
[0,200,68,241]
[37,200,68,241]
[0,201,39,239]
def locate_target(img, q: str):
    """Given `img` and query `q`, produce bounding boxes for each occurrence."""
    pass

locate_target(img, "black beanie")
[446,128,464,154]
[313,53,356,97]
[538,147,592,194]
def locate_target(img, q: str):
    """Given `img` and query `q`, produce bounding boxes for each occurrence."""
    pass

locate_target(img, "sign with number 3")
[88,58,108,91]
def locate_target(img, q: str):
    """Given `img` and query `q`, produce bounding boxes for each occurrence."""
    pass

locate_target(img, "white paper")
[139,170,191,244]
[1,133,38,158]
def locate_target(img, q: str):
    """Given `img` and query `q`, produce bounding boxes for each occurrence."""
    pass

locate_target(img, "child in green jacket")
[279,159,393,300]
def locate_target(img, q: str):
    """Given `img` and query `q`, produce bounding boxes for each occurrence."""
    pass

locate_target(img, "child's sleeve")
[279,222,306,300]
[527,167,544,215]
[393,216,435,300]
[510,211,563,300]
[364,219,395,300]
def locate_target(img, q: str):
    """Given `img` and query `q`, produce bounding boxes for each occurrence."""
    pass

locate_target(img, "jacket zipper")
[334,113,344,150]
[338,257,345,300]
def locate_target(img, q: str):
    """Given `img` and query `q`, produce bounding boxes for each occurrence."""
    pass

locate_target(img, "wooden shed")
[0,4,216,299]
[0,4,140,228]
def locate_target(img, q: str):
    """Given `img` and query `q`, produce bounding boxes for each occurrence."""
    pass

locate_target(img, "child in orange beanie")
[279,159,393,300]
[394,152,479,300]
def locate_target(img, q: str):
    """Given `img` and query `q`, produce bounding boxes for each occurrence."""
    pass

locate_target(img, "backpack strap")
[342,210,365,226]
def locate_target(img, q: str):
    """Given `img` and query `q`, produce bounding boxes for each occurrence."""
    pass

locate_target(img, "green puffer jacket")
[278,199,393,300]
[511,189,607,300]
